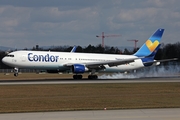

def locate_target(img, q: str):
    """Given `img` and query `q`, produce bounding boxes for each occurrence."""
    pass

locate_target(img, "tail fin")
[134,28,164,57]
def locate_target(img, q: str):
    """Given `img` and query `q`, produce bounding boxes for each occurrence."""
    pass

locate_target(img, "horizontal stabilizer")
[143,58,178,64]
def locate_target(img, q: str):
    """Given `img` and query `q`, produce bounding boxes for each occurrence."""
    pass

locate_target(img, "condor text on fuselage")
[28,53,59,62]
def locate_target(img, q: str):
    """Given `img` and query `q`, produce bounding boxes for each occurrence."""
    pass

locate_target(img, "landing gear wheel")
[14,73,18,77]
[13,67,19,77]
[73,75,83,79]
[94,75,98,79]
[88,75,98,79]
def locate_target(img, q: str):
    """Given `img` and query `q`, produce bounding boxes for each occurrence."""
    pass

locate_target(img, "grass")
[0,83,180,113]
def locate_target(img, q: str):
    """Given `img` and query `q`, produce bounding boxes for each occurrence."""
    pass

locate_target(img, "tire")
[88,75,98,79]
[14,73,18,77]
[73,75,83,79]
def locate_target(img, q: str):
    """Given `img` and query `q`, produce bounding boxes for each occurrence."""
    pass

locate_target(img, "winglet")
[134,29,164,57]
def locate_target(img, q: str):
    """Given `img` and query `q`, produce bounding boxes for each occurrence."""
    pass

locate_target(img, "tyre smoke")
[99,63,180,79]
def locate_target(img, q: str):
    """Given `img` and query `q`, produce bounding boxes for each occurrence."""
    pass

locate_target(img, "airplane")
[2,28,177,79]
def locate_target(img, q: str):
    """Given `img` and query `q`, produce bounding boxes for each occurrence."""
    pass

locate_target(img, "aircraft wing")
[70,46,77,53]
[64,57,141,69]
[86,58,139,68]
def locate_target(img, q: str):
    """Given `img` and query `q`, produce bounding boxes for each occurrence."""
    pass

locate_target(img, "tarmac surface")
[0,108,180,120]
[0,77,180,85]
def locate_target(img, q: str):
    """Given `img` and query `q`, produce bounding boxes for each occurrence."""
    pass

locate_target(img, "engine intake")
[72,64,87,74]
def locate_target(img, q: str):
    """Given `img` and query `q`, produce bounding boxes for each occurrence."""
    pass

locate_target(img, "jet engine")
[72,64,88,74]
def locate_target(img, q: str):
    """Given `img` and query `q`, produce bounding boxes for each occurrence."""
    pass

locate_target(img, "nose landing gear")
[14,68,19,77]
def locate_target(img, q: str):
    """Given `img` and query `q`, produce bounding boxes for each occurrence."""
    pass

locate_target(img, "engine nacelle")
[72,64,88,74]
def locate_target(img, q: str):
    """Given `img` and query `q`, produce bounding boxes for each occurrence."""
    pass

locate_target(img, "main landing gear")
[73,75,83,79]
[73,74,98,80]
[88,70,98,79]
[88,75,98,79]
[14,67,19,77]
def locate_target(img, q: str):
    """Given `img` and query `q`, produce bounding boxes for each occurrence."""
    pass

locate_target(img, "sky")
[0,0,180,49]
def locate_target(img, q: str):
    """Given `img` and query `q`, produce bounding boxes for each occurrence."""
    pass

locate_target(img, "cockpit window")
[6,54,14,57]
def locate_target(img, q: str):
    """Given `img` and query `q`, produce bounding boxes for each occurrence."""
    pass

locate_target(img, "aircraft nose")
[2,57,7,64]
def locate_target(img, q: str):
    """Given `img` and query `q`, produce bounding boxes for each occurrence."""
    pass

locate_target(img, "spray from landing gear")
[99,63,180,79]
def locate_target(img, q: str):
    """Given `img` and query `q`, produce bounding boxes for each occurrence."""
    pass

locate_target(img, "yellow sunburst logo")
[146,40,159,52]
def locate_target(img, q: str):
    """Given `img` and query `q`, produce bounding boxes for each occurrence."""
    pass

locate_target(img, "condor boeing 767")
[2,29,177,79]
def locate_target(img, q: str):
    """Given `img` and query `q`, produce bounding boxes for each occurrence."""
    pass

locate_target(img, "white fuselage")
[2,50,145,72]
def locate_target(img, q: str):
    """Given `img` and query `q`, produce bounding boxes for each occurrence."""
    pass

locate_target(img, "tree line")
[0,42,180,69]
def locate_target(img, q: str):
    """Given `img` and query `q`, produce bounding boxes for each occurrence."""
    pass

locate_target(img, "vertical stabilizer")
[134,28,164,57]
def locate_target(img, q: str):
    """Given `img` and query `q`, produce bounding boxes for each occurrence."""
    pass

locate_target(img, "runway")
[0,77,180,119]
[0,76,180,85]
[0,108,180,120]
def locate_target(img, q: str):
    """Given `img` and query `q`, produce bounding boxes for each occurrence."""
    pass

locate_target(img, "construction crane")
[127,39,139,50]
[96,32,121,48]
